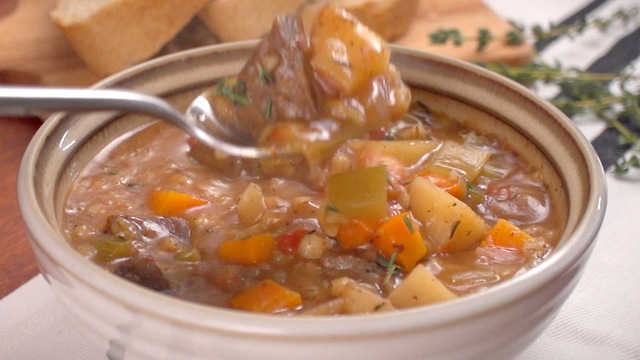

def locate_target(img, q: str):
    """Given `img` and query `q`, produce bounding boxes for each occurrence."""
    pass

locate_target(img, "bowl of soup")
[18,8,605,360]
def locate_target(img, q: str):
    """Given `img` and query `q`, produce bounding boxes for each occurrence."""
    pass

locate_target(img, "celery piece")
[327,165,389,220]
[425,141,491,181]
[92,236,138,263]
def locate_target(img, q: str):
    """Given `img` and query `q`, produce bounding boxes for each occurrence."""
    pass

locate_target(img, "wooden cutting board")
[0,0,534,87]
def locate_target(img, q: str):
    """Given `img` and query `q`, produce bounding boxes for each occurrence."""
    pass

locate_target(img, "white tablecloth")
[2,0,640,358]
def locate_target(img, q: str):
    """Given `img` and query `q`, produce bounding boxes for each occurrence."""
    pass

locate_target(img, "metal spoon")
[0,86,295,159]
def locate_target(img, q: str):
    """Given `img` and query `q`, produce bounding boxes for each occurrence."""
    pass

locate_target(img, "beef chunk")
[114,257,170,291]
[107,214,191,244]
[234,14,318,140]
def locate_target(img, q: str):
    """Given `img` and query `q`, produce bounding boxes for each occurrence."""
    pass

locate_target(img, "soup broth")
[63,88,566,315]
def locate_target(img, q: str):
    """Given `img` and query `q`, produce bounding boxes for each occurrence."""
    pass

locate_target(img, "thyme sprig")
[429,7,639,51]
[428,7,640,175]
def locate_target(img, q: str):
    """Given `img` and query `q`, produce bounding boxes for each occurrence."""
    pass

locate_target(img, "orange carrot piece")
[373,212,427,271]
[217,233,276,265]
[149,190,207,217]
[336,218,379,249]
[229,279,302,313]
[481,219,533,250]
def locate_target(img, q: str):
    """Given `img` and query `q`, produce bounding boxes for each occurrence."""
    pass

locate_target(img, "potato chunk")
[309,5,390,96]
[409,177,486,252]
[332,277,395,314]
[388,264,456,308]
[237,183,267,226]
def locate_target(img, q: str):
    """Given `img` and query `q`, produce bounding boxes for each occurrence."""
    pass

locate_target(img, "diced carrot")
[336,218,379,249]
[415,169,467,199]
[149,190,207,217]
[373,212,427,271]
[481,219,533,250]
[217,233,276,265]
[276,229,308,252]
[229,279,302,313]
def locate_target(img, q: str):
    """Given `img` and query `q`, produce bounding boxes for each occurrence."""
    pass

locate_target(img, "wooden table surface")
[0,116,41,298]
[0,0,534,299]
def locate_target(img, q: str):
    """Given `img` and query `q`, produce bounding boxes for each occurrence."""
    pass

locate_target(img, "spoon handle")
[0,86,185,125]
[0,86,296,159]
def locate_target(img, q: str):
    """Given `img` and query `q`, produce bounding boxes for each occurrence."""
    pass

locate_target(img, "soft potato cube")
[409,177,486,252]
[309,5,390,96]
[388,264,456,308]
[332,277,395,314]
[237,183,267,226]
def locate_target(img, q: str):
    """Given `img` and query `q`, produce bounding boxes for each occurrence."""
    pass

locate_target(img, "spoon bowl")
[0,86,296,159]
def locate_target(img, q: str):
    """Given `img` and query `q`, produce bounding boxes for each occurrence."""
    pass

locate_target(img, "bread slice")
[199,0,419,43]
[300,0,420,41]
[198,0,306,42]
[51,0,209,76]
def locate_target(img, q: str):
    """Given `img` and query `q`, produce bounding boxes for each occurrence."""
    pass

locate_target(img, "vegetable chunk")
[336,218,378,249]
[426,141,491,181]
[332,278,395,314]
[237,183,267,226]
[481,219,534,250]
[409,177,486,253]
[348,140,438,166]
[373,212,427,271]
[149,190,207,217]
[229,280,302,313]
[217,233,276,265]
[388,264,456,308]
[310,5,390,96]
[326,165,389,220]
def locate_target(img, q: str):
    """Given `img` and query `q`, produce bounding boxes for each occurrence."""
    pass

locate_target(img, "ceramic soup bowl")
[18,42,606,360]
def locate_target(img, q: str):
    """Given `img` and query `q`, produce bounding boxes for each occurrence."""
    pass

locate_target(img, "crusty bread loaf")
[198,0,306,43]
[51,0,209,76]
[199,0,419,42]
[301,0,420,41]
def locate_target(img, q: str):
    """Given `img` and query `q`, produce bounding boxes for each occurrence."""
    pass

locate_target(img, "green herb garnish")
[326,203,340,213]
[215,79,251,106]
[258,65,275,84]
[263,98,273,119]
[377,252,403,283]
[403,214,415,233]
[428,6,640,176]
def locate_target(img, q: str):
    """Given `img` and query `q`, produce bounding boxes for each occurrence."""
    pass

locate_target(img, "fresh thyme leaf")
[614,148,640,174]
[377,252,402,283]
[476,28,492,52]
[326,203,339,213]
[427,6,640,178]
[263,98,273,119]
[466,180,479,196]
[258,65,275,84]
[215,79,251,106]
[403,215,415,233]
[428,6,639,50]
[429,29,464,46]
